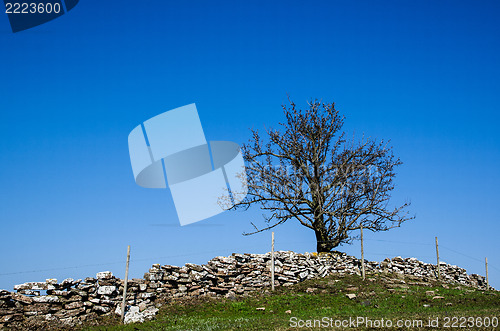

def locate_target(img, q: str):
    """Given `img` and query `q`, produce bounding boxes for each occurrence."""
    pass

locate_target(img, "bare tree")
[231,98,413,252]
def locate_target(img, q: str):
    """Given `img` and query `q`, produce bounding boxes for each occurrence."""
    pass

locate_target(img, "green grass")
[81,272,499,330]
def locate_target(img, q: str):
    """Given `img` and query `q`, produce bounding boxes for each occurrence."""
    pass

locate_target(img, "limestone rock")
[11,293,33,304]
[97,286,116,295]
[32,295,59,303]
[117,305,158,324]
[96,271,113,280]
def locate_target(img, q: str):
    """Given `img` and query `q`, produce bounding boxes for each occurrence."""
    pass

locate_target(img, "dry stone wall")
[0,251,489,329]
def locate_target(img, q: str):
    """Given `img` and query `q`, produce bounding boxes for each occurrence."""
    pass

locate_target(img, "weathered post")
[121,245,131,323]
[360,225,365,280]
[435,237,440,280]
[485,257,489,291]
[271,231,275,291]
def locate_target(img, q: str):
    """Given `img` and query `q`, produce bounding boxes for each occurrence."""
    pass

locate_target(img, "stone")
[346,293,356,299]
[66,295,83,302]
[61,278,74,285]
[97,286,116,295]
[14,282,48,291]
[45,313,57,321]
[140,292,155,299]
[432,296,445,300]
[60,307,85,317]
[24,311,39,316]
[138,302,148,312]
[124,311,144,324]
[93,305,110,314]
[425,290,435,296]
[33,295,59,303]
[185,263,203,272]
[65,301,84,310]
[143,306,159,320]
[285,310,292,314]
[119,305,158,324]
[96,271,113,280]
[0,309,19,316]
[114,305,123,315]
[11,293,33,304]
[116,305,139,316]
[1,314,23,323]
[50,290,69,297]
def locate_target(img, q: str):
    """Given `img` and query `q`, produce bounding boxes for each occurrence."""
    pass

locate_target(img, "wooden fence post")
[435,237,440,280]
[121,245,131,323]
[360,225,365,280]
[271,232,275,291]
[485,257,489,291]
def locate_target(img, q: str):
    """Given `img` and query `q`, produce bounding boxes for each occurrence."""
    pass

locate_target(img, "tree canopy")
[231,99,413,252]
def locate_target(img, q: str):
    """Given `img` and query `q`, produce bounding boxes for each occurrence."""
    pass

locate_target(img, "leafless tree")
[231,98,413,252]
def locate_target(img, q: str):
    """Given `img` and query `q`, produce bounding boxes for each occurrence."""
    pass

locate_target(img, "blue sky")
[0,0,499,291]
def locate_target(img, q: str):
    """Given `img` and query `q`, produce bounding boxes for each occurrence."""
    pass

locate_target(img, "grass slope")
[82,272,499,330]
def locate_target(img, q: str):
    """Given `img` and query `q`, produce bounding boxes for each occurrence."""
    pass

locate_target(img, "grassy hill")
[81,271,499,330]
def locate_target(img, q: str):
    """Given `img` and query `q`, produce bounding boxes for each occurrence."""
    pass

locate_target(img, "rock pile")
[0,271,158,329]
[0,251,489,329]
[378,256,486,286]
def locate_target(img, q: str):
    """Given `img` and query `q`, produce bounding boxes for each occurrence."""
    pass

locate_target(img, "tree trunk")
[314,228,336,252]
